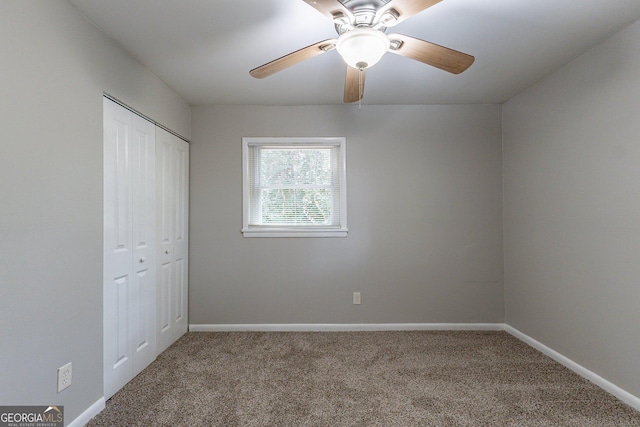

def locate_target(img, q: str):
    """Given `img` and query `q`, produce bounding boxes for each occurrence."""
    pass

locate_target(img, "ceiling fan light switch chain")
[358,67,364,109]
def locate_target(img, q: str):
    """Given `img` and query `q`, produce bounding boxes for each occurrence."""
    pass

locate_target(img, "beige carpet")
[88,331,640,426]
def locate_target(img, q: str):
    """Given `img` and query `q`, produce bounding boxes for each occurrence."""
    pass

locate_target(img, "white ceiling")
[68,0,640,106]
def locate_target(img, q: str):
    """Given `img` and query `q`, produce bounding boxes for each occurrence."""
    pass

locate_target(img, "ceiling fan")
[249,0,475,103]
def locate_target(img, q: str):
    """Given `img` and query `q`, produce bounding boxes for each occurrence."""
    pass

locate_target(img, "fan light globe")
[336,28,390,69]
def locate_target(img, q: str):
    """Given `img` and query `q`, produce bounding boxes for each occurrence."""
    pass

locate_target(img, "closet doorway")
[103,96,189,399]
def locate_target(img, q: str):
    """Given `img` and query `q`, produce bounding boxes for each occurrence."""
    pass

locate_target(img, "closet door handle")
[165,250,170,255]
[139,257,145,263]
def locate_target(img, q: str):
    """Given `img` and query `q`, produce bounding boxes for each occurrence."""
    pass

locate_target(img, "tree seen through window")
[258,148,332,225]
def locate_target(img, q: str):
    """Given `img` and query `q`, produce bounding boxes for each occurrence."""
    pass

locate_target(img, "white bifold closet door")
[155,127,189,353]
[103,98,157,399]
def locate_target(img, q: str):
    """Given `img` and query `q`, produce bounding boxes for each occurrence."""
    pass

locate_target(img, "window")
[242,137,347,237]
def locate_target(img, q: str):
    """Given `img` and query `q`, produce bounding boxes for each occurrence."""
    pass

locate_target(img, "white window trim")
[242,137,348,238]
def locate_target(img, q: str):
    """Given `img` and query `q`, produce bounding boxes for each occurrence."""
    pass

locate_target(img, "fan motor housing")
[334,0,393,33]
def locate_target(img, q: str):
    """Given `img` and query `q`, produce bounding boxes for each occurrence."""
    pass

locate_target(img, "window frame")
[242,137,348,238]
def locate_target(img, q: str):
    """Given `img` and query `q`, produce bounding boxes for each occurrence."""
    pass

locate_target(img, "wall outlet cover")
[57,362,72,393]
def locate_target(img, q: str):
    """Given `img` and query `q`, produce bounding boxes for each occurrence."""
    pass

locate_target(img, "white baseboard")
[504,325,640,412]
[189,323,504,332]
[67,397,105,427]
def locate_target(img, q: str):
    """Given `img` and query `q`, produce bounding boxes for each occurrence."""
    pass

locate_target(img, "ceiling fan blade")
[377,0,442,26]
[302,0,351,21]
[344,66,365,103]
[250,40,335,79]
[388,33,474,74]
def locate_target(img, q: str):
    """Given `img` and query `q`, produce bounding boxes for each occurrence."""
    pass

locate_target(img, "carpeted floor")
[88,331,640,426]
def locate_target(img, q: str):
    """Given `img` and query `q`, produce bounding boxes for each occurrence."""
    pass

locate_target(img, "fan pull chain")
[358,66,363,110]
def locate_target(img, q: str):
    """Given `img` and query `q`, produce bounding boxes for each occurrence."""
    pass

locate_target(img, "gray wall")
[503,20,640,397]
[0,0,190,422]
[190,105,503,325]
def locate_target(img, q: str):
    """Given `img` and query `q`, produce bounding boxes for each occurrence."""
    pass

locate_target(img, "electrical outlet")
[57,362,72,393]
[353,292,361,305]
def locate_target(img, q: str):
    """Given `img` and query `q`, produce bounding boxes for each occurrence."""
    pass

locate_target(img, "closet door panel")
[104,105,133,277]
[156,129,175,352]
[131,115,157,376]
[174,141,188,245]
[174,139,189,336]
[156,128,189,352]
[157,135,175,256]
[104,98,157,398]
[112,275,130,367]
[103,99,134,399]
[158,260,172,335]
[132,118,156,255]
[174,257,186,326]
[132,267,154,375]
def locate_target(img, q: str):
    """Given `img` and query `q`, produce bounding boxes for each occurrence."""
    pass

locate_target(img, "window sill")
[241,227,348,238]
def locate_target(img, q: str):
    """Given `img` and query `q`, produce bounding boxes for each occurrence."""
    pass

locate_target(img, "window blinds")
[247,144,341,227]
